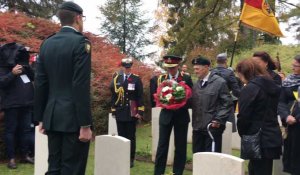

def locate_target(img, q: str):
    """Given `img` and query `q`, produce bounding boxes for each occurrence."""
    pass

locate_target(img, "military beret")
[216,52,227,61]
[59,1,83,14]
[163,55,182,68]
[121,57,133,68]
[192,56,211,66]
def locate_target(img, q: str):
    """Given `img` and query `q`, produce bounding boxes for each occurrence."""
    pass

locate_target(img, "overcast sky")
[72,0,298,46]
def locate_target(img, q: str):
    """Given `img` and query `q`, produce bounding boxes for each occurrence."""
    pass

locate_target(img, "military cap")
[121,57,133,68]
[163,55,182,68]
[216,52,227,61]
[59,1,83,14]
[192,56,211,66]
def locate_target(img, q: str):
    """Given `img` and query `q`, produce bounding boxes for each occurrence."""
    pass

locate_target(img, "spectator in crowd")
[34,1,93,174]
[0,62,35,169]
[191,56,232,153]
[154,55,193,175]
[211,52,241,132]
[278,55,300,175]
[150,69,161,107]
[181,64,190,76]
[252,51,282,85]
[236,59,282,175]
[110,57,144,168]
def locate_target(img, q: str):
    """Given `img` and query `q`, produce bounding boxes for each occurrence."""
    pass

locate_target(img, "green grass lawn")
[1,123,247,175]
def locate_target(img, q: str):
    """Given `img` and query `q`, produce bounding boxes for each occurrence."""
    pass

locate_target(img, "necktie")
[124,75,128,83]
[199,80,206,88]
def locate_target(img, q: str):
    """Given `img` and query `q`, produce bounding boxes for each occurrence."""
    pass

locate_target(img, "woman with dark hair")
[252,51,282,85]
[236,59,282,175]
[278,55,300,175]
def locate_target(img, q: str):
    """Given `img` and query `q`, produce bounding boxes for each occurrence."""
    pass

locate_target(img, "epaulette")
[132,73,139,77]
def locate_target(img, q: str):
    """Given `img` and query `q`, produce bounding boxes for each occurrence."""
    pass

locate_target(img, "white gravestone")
[187,109,193,143]
[222,122,232,154]
[193,152,245,175]
[108,113,118,135]
[94,135,130,175]
[34,126,48,175]
[152,107,174,165]
[232,113,241,150]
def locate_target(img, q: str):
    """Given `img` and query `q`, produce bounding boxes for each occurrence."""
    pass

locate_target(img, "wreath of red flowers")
[154,80,192,110]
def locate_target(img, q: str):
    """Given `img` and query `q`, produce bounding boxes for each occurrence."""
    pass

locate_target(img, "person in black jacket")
[150,69,161,107]
[252,51,282,85]
[236,59,282,175]
[0,62,35,169]
[211,53,241,132]
[278,55,300,175]
[34,2,93,174]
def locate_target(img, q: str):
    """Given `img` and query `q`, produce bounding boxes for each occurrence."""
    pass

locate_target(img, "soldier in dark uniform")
[154,55,193,175]
[34,2,93,175]
[110,57,144,168]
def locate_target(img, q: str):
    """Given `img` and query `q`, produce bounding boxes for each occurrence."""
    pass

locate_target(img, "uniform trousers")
[154,119,188,175]
[116,120,137,162]
[46,131,90,175]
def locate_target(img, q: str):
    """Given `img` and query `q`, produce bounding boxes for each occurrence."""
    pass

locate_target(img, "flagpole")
[229,23,240,68]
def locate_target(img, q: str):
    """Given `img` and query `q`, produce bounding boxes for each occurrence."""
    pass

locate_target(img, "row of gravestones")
[34,128,244,175]
[35,107,287,175]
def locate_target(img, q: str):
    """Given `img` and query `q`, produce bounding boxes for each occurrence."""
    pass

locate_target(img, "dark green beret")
[59,1,83,14]
[192,56,211,66]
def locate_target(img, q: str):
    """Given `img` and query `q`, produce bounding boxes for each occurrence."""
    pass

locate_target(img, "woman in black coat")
[252,51,282,85]
[236,59,282,175]
[278,55,300,175]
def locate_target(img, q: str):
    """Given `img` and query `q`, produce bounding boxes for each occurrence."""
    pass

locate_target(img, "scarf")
[282,74,300,87]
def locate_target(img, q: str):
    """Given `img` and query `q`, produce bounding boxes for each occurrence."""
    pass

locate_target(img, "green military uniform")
[154,55,193,175]
[110,61,144,167]
[34,2,92,175]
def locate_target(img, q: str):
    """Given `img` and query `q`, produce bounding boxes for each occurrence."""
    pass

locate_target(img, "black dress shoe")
[20,156,34,164]
[7,160,17,169]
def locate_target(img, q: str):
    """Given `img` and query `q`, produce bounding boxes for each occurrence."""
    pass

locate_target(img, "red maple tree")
[0,12,154,134]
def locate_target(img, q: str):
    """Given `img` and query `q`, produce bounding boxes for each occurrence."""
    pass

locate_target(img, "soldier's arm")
[136,77,144,116]
[34,49,49,122]
[110,78,117,115]
[72,37,92,127]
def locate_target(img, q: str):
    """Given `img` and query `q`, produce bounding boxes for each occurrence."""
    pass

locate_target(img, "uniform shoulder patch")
[85,42,91,53]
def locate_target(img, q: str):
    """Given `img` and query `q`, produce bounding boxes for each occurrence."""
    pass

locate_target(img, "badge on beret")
[85,43,91,53]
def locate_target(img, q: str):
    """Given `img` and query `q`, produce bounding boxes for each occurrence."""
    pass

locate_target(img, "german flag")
[240,0,283,37]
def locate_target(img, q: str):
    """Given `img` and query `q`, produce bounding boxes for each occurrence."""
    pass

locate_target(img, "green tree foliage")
[99,0,152,60]
[279,1,300,41]
[0,0,63,19]
[160,0,239,56]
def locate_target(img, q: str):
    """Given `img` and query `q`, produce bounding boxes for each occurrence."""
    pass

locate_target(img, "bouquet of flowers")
[154,80,192,110]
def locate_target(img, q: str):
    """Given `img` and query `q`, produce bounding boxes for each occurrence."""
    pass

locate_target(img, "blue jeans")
[4,107,32,159]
